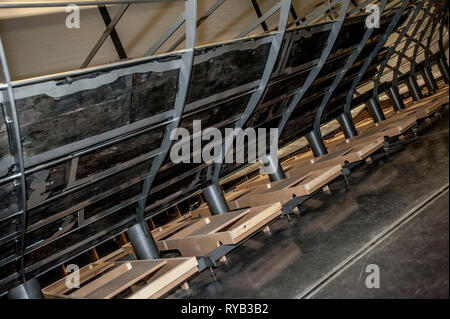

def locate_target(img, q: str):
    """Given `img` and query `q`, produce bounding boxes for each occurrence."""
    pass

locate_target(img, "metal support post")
[203,184,229,215]
[306,130,328,157]
[406,75,423,100]
[8,278,44,299]
[127,221,160,260]
[337,112,358,139]
[422,66,438,94]
[386,86,405,111]
[366,97,386,123]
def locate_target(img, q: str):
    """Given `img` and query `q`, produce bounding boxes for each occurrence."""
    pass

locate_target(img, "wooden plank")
[45,258,195,299]
[190,204,212,218]
[157,229,235,256]
[355,113,416,136]
[280,137,384,176]
[404,86,449,110]
[232,165,342,208]
[70,262,134,298]
[151,213,196,241]
[83,260,167,299]
[300,165,343,194]
[402,99,446,120]
[188,210,250,236]
[281,151,313,170]
[229,203,281,240]
[233,211,279,243]
[43,261,116,297]
[148,267,198,299]
[127,257,198,299]
[43,242,136,297]
[235,174,269,190]
[315,138,385,166]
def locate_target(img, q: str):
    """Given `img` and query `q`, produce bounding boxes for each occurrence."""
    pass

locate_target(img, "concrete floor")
[169,107,449,299]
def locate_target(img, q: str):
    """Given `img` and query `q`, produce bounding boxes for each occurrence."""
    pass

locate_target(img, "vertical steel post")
[306,130,328,157]
[127,221,159,260]
[8,278,43,299]
[263,156,286,182]
[437,56,449,84]
[386,86,405,111]
[406,75,423,100]
[203,184,229,215]
[366,97,386,123]
[337,112,357,139]
[422,66,438,94]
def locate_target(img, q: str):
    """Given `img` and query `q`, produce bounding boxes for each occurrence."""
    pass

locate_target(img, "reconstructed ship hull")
[0,0,446,295]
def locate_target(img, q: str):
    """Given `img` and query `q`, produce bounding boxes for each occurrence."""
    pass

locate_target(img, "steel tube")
[7,278,43,299]
[306,130,328,158]
[263,156,286,182]
[422,66,438,94]
[127,222,159,260]
[406,75,423,100]
[366,97,386,123]
[437,56,449,83]
[337,112,358,139]
[386,86,405,111]
[203,184,229,215]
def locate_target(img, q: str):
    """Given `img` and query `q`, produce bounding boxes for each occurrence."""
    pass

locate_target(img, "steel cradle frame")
[0,0,447,294]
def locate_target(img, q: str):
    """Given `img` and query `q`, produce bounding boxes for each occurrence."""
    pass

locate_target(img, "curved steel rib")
[343,0,410,116]
[0,38,28,283]
[423,1,446,71]
[313,0,389,136]
[371,0,426,101]
[211,0,292,185]
[136,0,197,222]
[391,0,434,88]
[277,0,351,140]
[409,0,442,83]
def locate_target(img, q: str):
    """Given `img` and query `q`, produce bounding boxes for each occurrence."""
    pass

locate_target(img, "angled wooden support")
[229,165,342,209]
[250,0,269,32]
[97,5,127,60]
[156,203,282,257]
[43,257,198,299]
[281,137,385,175]
[345,113,418,145]
[151,213,195,241]
[81,4,130,68]
[235,174,270,190]
[402,85,449,119]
